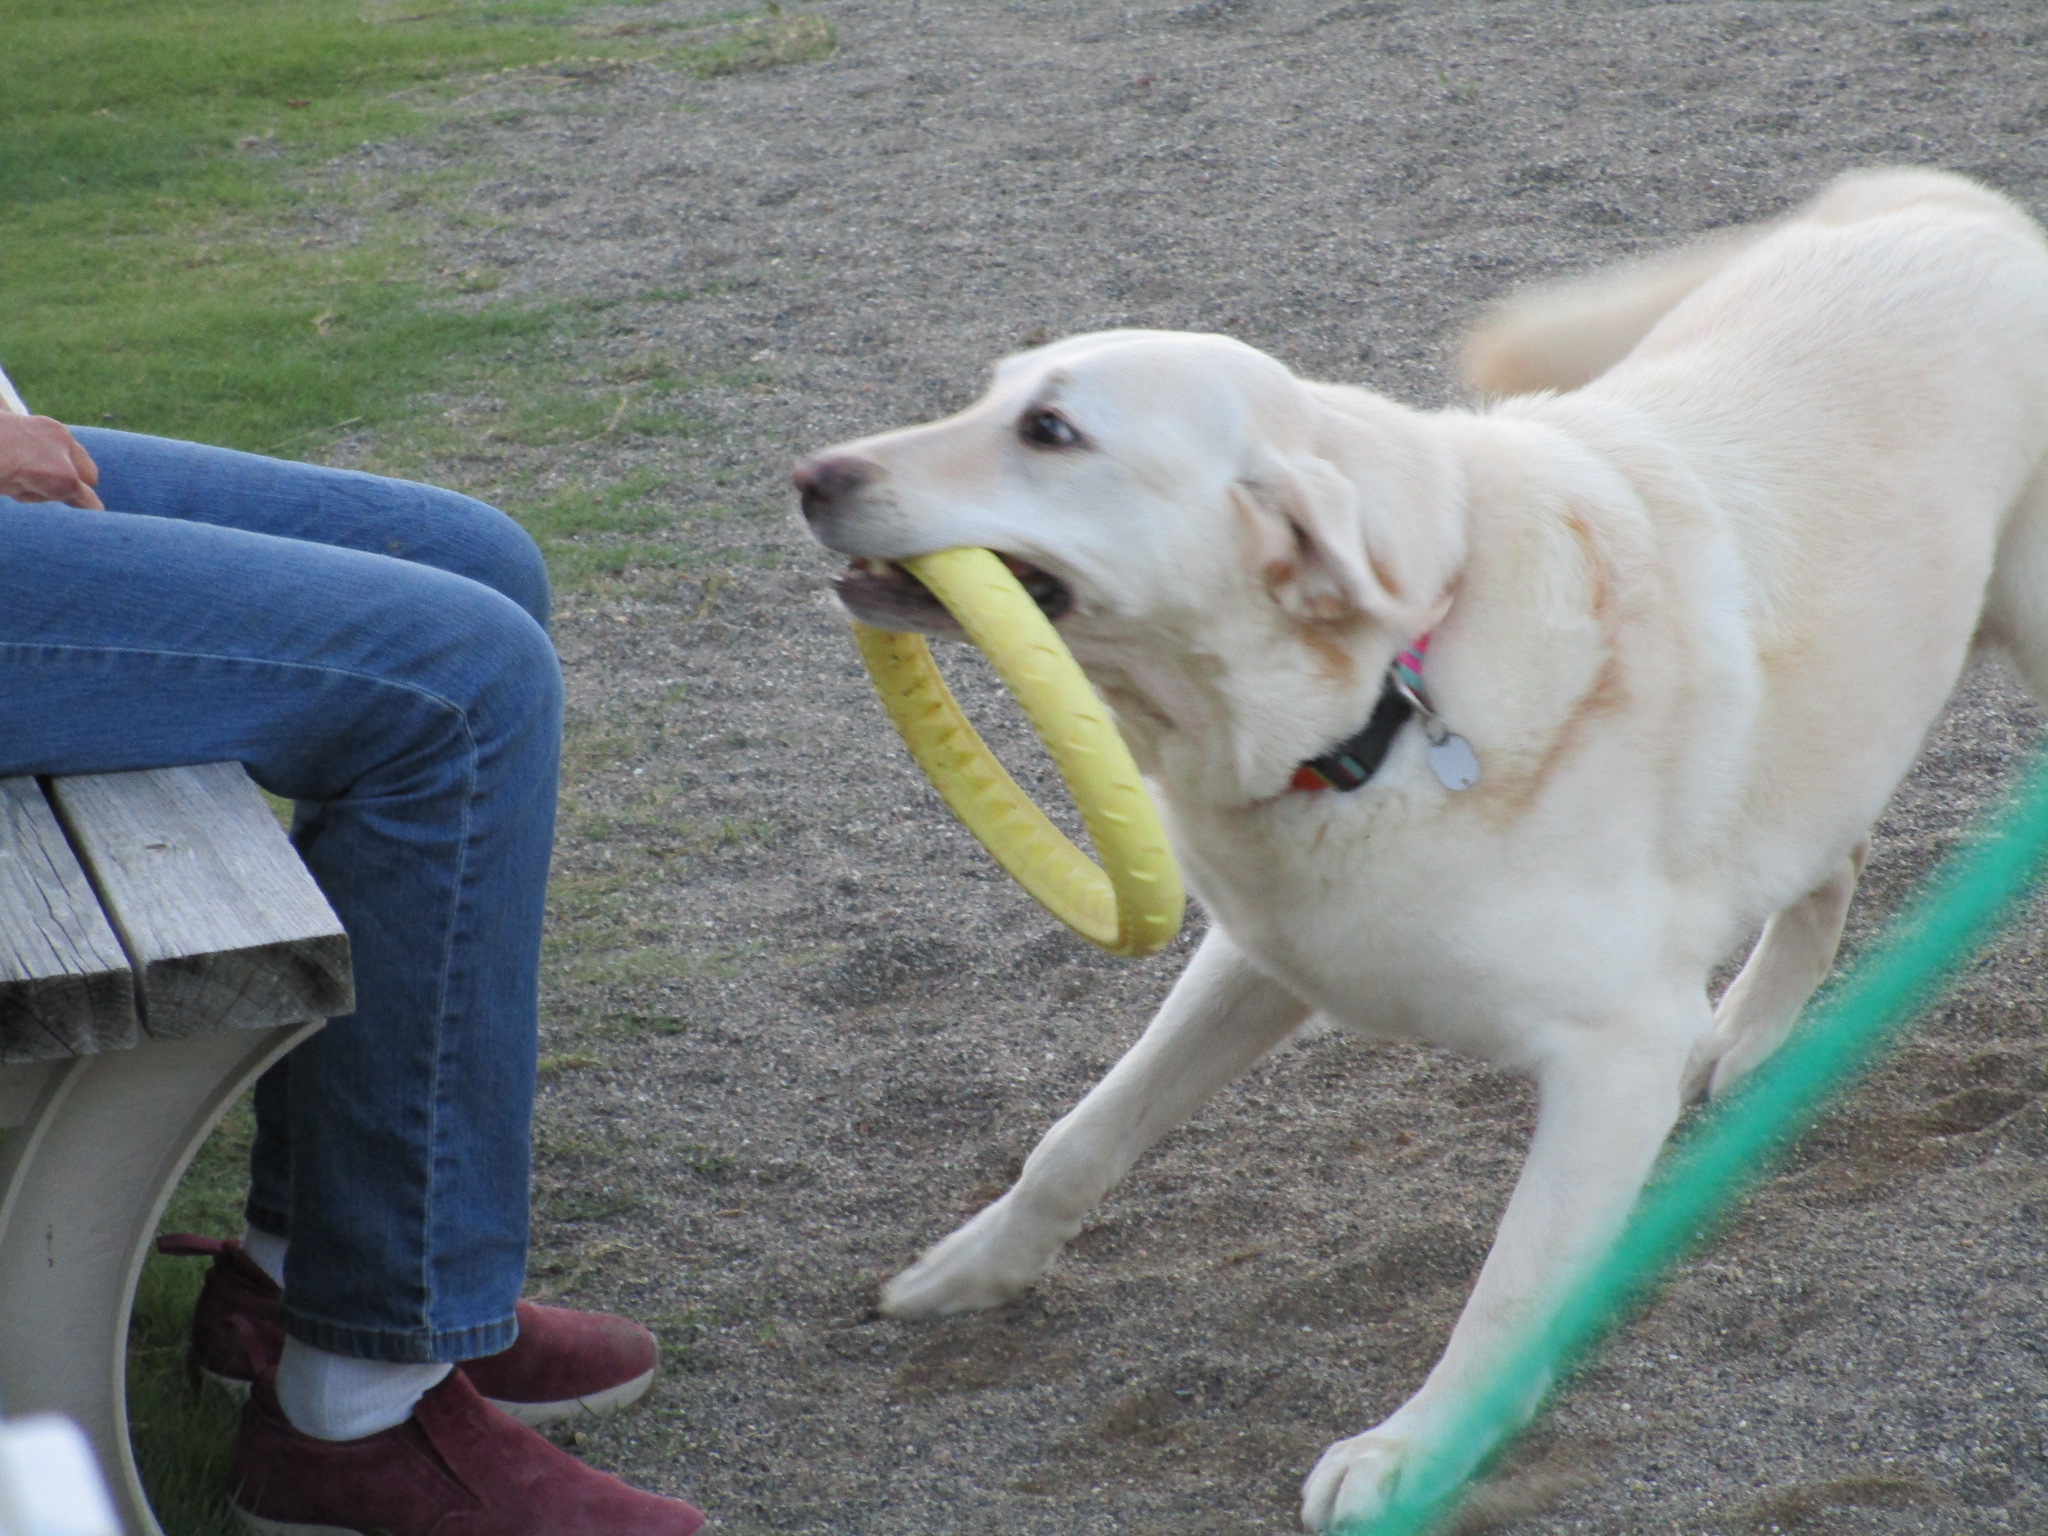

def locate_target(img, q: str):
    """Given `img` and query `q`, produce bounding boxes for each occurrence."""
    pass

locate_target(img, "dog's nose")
[792,454,871,523]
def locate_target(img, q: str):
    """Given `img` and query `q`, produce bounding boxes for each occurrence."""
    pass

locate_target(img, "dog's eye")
[1020,408,1081,449]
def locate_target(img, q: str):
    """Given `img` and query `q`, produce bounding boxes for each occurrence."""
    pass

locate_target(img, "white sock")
[275,1337,452,1441]
[240,1225,288,1289]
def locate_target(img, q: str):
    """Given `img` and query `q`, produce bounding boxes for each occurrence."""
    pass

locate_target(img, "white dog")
[794,169,2048,1529]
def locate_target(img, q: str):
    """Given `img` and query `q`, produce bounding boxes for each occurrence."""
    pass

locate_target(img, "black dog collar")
[1289,629,1481,794]
[1289,678,1413,792]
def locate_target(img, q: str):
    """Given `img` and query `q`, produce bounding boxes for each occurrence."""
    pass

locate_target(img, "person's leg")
[0,497,556,1363]
[5,449,702,1531]
[59,427,553,1327]
[67,426,550,628]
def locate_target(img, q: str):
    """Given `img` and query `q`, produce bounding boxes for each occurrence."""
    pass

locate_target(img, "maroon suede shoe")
[160,1235,660,1427]
[158,1233,284,1389]
[459,1302,658,1422]
[231,1369,705,1536]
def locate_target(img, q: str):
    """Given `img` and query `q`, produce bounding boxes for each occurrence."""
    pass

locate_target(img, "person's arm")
[0,412,102,509]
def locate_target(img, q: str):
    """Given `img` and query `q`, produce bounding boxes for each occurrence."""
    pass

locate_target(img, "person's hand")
[0,413,102,509]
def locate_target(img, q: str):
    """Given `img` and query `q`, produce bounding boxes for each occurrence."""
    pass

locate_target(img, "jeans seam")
[0,640,480,726]
[420,705,481,1344]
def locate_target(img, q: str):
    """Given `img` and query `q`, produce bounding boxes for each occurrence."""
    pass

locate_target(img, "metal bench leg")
[0,1022,319,1536]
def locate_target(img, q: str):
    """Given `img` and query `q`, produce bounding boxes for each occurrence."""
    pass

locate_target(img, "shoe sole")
[208,1364,658,1428]
[489,1364,658,1427]
[206,1369,253,1404]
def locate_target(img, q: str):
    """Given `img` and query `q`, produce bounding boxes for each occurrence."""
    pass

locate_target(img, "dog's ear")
[1234,452,1426,629]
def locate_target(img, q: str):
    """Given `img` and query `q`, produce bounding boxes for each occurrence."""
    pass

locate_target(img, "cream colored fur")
[795,168,2048,1530]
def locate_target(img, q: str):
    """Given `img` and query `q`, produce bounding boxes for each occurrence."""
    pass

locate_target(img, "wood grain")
[46,764,353,1038]
[0,778,138,1062]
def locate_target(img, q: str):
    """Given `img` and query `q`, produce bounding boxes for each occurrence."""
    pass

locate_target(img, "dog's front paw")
[879,1197,1063,1318]
[1300,1431,1416,1533]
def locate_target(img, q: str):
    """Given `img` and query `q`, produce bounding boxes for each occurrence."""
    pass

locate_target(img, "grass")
[3,0,829,472]
[520,464,711,586]
[544,939,759,989]
[2,3,838,1531]
[584,1007,697,1041]
[125,1103,256,1536]
[11,0,608,447]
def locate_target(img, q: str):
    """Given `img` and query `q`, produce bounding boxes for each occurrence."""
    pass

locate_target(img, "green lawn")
[1,3,830,1530]
[125,1105,255,1536]
[5,0,827,452]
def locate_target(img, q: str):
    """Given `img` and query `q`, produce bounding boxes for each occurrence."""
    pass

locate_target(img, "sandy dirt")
[349,3,2048,1531]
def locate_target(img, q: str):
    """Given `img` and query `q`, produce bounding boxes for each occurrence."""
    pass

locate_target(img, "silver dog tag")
[1428,733,1481,792]
[1392,670,1480,792]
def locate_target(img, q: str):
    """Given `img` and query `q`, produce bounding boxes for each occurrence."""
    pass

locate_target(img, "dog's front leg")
[1301,1012,1699,1533]
[880,928,1310,1318]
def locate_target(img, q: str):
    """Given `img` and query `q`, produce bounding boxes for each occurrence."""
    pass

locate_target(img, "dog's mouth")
[832,553,1073,635]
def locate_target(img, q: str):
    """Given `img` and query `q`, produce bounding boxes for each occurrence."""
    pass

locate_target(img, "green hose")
[1341,747,2048,1536]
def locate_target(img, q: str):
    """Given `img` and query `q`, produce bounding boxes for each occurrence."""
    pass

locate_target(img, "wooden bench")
[0,762,351,1536]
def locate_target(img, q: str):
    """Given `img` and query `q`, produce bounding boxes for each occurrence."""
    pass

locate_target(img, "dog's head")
[796,330,1467,801]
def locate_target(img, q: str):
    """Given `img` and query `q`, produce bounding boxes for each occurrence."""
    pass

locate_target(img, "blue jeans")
[0,428,560,1363]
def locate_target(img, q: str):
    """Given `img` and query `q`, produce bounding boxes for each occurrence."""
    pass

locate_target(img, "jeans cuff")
[279,1306,519,1365]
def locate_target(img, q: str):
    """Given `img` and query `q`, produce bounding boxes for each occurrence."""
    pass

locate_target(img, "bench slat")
[0,778,139,1062]
[46,764,353,1038]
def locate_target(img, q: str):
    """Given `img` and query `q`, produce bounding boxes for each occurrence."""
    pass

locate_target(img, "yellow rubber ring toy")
[852,547,1185,958]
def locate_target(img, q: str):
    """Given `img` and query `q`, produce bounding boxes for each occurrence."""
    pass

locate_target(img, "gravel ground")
[349,4,2048,1531]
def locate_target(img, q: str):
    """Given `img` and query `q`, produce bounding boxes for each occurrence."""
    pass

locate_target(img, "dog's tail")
[1462,169,2024,401]
[1460,227,1765,399]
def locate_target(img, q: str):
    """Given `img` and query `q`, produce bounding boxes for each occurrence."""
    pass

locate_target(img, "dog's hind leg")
[1302,999,1700,1532]
[1980,454,2048,706]
[1687,840,1867,1100]
[879,929,1309,1319]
